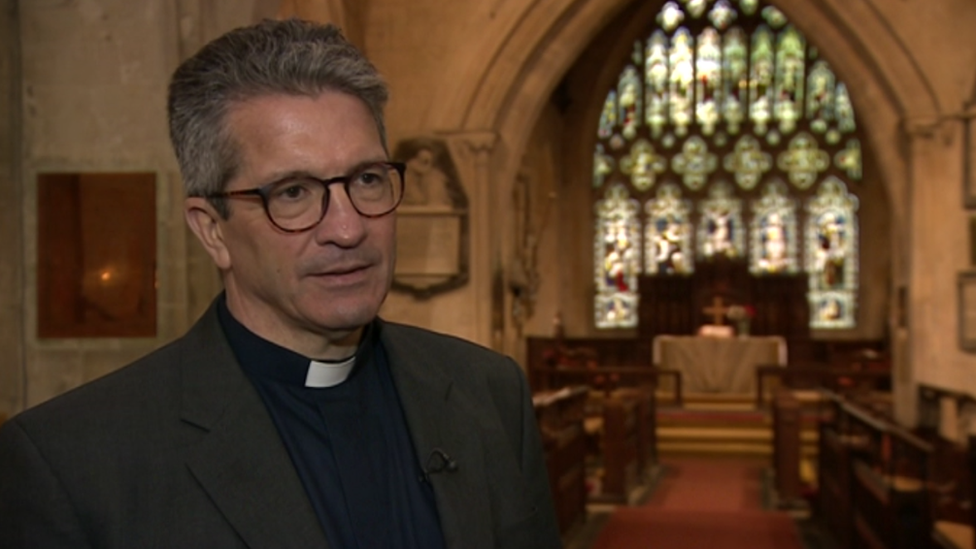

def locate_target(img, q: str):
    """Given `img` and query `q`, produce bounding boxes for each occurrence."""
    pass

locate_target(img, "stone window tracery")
[591,0,862,330]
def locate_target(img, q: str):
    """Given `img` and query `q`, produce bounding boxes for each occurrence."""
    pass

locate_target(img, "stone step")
[655,405,819,458]
[656,415,772,429]
[658,440,819,458]
[657,426,819,443]
[658,441,773,456]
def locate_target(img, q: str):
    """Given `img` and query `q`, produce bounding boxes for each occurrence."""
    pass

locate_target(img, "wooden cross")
[702,296,730,325]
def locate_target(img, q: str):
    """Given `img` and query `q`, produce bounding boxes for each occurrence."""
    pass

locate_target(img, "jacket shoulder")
[10,337,186,432]
[379,321,516,371]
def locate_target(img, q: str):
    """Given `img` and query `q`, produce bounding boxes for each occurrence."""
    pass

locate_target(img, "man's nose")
[313,186,367,246]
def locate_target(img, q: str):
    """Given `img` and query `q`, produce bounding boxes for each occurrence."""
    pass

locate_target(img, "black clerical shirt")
[217,298,446,549]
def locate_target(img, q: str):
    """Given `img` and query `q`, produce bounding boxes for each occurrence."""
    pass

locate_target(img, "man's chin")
[311,302,382,333]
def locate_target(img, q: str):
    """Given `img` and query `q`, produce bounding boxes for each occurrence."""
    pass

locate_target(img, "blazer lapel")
[380,323,495,549]
[178,305,329,549]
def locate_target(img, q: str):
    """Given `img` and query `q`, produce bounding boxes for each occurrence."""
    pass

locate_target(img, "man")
[0,19,561,549]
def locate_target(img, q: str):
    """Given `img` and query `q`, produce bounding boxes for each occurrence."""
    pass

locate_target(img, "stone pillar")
[0,0,23,418]
[443,131,498,349]
[900,115,958,427]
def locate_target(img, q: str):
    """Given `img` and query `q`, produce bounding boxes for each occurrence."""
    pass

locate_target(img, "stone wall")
[4,0,976,422]
[0,0,24,416]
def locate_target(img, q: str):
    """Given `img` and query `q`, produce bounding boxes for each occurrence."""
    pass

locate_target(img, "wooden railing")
[818,391,933,549]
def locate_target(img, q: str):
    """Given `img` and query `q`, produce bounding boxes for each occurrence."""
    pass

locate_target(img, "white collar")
[304,356,356,388]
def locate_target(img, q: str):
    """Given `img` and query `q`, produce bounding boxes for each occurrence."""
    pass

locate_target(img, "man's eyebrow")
[262,159,391,184]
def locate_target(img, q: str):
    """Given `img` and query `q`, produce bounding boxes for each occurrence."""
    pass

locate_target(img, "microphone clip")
[421,448,459,483]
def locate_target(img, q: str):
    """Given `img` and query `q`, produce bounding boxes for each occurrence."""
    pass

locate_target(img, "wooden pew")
[772,387,803,507]
[612,387,659,478]
[818,391,933,549]
[916,384,976,549]
[755,363,890,409]
[531,364,683,407]
[929,439,975,549]
[591,392,639,504]
[533,386,589,538]
[818,393,857,549]
[583,387,658,505]
[527,336,682,405]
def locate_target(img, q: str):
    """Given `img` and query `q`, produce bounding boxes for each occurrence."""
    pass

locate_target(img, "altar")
[652,335,787,394]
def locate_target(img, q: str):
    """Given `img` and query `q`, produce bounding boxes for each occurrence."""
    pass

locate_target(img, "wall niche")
[37,172,156,338]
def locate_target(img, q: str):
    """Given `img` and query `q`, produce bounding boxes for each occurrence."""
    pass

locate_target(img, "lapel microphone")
[420,448,459,483]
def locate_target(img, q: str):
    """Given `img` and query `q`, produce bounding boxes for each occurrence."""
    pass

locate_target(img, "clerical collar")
[305,356,356,388]
[216,294,376,388]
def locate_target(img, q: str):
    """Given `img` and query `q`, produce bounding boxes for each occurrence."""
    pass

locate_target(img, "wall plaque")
[391,138,469,298]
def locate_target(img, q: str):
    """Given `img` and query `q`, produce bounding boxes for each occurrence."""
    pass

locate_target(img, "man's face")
[188,91,396,356]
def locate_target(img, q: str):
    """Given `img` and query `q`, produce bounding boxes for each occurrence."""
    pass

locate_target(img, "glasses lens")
[263,163,403,231]
[348,163,403,216]
[266,178,326,231]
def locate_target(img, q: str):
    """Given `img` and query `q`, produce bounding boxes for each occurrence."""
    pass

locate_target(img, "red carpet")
[590,458,805,549]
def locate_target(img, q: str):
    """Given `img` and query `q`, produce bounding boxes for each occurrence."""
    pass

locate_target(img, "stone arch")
[454,0,938,222]
[442,0,941,352]
[273,0,364,47]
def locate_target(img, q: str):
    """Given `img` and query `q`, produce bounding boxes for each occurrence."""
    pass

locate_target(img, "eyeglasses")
[208,161,405,233]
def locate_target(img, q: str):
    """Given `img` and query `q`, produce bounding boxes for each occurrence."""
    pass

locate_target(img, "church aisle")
[586,458,805,549]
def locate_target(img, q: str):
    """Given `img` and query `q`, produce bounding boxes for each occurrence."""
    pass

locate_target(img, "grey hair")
[167,18,389,217]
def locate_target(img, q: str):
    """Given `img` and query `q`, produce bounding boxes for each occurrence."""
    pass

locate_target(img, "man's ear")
[185,197,232,269]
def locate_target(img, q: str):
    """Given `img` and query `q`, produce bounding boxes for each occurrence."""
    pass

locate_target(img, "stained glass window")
[685,0,710,19]
[598,90,617,139]
[619,66,643,140]
[698,182,744,259]
[593,144,614,188]
[646,31,671,138]
[774,27,805,134]
[645,183,694,275]
[750,180,798,273]
[709,0,736,29]
[724,135,771,189]
[749,26,775,134]
[673,136,718,190]
[805,177,859,328]
[835,139,862,180]
[591,0,863,330]
[807,61,835,133]
[622,139,667,191]
[778,132,829,189]
[722,28,748,134]
[659,1,685,31]
[595,184,642,328]
[696,28,723,135]
[761,6,788,28]
[670,28,695,135]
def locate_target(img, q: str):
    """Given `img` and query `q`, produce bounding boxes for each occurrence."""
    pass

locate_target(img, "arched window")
[593,0,862,330]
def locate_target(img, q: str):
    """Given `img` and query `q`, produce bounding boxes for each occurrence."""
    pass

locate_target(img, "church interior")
[3,0,976,547]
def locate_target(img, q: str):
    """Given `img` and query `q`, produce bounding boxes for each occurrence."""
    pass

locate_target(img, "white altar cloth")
[652,335,787,393]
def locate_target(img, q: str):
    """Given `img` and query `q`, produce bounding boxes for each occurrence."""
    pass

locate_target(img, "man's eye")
[355,168,387,186]
[271,181,315,201]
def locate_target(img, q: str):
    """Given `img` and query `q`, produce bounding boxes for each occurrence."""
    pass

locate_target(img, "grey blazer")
[0,302,562,548]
